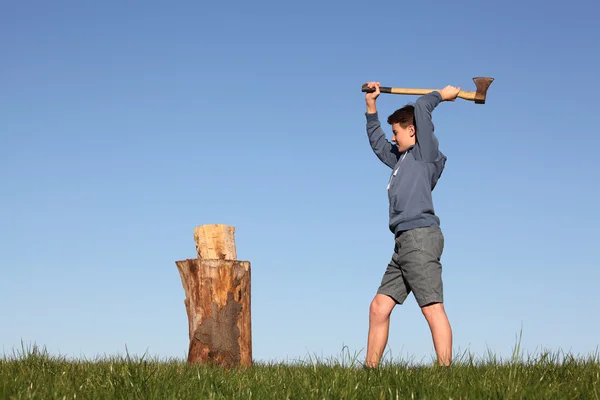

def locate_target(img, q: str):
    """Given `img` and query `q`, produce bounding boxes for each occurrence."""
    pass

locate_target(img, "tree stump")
[175,224,252,367]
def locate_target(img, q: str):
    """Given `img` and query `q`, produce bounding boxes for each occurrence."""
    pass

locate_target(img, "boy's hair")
[387,105,414,128]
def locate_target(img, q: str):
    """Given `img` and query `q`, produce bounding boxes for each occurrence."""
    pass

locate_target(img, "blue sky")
[1,0,599,365]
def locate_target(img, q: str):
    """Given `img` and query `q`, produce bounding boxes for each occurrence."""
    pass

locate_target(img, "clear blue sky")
[2,0,599,365]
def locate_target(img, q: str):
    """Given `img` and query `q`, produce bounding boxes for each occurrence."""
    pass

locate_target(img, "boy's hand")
[439,85,460,101]
[365,81,380,113]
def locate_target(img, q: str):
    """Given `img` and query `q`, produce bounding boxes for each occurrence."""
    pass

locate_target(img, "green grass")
[1,343,599,399]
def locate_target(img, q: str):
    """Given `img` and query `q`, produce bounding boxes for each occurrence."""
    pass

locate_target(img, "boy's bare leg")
[365,294,396,367]
[421,302,452,366]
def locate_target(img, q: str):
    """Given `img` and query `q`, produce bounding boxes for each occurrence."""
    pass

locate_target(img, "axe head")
[473,77,494,104]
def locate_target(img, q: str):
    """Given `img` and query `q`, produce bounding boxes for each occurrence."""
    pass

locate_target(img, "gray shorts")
[377,226,445,307]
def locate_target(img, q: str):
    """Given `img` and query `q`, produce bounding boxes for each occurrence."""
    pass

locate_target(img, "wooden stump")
[175,224,252,367]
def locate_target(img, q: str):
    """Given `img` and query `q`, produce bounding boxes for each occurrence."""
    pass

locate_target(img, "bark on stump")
[175,224,252,367]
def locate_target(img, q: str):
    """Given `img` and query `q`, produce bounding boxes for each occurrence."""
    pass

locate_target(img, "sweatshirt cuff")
[366,111,379,121]
[431,91,443,102]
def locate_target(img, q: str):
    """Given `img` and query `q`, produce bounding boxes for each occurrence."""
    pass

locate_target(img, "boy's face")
[391,123,416,152]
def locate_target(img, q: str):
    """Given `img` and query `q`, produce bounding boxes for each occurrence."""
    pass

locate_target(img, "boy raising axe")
[363,82,460,367]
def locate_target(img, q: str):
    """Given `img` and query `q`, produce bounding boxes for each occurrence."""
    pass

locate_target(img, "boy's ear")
[409,125,416,137]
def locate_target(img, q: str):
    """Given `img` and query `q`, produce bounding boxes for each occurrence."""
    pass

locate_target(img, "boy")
[363,81,460,367]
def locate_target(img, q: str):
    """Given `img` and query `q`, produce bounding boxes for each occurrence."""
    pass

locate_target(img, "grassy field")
[1,343,599,399]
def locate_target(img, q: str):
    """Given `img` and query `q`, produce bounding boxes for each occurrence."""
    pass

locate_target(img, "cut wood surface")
[175,258,252,367]
[194,224,237,260]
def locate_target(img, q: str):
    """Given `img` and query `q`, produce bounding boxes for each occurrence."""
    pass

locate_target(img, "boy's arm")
[366,112,399,169]
[364,81,398,168]
[414,85,460,162]
[414,91,443,162]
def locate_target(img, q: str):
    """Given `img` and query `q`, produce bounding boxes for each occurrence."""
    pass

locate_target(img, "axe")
[361,77,494,104]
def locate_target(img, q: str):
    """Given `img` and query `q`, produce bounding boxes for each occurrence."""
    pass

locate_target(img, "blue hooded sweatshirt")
[366,91,447,236]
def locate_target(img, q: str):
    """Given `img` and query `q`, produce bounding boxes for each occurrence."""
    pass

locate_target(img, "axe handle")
[361,84,477,102]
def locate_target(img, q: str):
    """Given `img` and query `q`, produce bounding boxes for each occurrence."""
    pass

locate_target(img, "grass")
[1,342,599,399]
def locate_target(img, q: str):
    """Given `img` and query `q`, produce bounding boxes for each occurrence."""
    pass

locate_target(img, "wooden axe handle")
[361,84,477,102]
